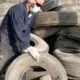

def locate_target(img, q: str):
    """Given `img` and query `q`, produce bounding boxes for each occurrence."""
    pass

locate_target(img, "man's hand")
[22,46,40,60]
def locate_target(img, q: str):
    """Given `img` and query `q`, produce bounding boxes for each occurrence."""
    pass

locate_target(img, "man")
[0,0,44,74]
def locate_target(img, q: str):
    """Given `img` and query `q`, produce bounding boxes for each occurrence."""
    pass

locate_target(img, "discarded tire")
[54,48,80,77]
[32,11,80,28]
[61,56,80,78]
[5,53,68,80]
[32,27,62,39]
[54,48,80,58]
[54,3,80,12]
[41,0,77,11]
[30,33,49,53]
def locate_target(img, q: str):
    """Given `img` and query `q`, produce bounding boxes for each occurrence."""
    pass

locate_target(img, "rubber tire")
[54,3,80,12]
[61,56,80,77]
[30,33,49,53]
[41,0,76,11]
[32,27,62,39]
[5,53,68,80]
[32,11,79,28]
[54,48,80,58]
[54,48,80,77]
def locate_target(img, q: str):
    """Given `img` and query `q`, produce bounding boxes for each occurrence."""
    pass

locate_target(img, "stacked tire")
[54,48,80,79]
[31,0,80,80]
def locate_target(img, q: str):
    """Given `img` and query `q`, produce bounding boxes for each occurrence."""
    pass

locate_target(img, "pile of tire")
[0,0,80,80]
[31,0,80,80]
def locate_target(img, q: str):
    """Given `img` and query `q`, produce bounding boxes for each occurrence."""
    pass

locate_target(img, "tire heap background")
[0,0,80,80]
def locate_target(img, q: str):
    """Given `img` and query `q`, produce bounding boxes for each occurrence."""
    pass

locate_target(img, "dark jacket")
[1,1,34,50]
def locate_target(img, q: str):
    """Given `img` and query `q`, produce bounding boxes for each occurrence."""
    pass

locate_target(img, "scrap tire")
[54,48,80,77]
[32,11,79,28]
[30,33,49,53]
[5,53,68,80]
[32,27,62,39]
[41,0,77,11]
[54,3,80,12]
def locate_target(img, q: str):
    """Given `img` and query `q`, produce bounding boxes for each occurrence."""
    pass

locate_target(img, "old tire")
[32,27,62,39]
[61,56,80,77]
[5,53,68,80]
[30,33,49,53]
[32,11,80,28]
[54,48,80,77]
[54,3,80,12]
[41,0,76,11]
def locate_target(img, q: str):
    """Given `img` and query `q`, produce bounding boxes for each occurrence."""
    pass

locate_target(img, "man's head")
[28,0,44,6]
[27,0,44,14]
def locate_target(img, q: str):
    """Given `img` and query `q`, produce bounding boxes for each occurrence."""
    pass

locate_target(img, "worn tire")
[41,0,77,11]
[30,33,49,53]
[54,48,80,77]
[32,27,62,39]
[32,11,80,28]
[5,53,68,80]
[61,56,80,77]
[54,3,80,12]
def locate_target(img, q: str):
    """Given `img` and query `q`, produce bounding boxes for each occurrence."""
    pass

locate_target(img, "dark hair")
[35,0,42,7]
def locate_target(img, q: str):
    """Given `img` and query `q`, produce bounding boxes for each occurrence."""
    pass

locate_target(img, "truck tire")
[32,11,80,28]
[32,27,62,39]
[5,53,68,80]
[30,33,49,53]
[54,48,80,77]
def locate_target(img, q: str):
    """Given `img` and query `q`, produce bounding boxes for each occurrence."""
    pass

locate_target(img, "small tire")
[32,11,79,28]
[30,33,49,53]
[5,53,68,80]
[61,56,80,77]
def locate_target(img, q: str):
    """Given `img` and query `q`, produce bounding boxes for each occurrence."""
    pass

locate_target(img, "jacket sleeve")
[9,9,31,50]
